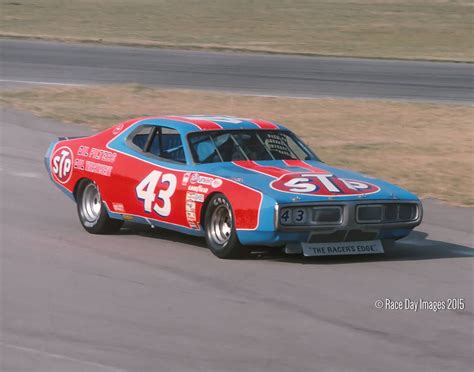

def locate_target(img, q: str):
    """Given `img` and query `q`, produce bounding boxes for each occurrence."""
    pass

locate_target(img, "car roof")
[131,115,287,134]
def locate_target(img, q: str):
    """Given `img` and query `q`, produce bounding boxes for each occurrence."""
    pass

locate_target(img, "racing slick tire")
[76,180,123,234]
[204,194,247,259]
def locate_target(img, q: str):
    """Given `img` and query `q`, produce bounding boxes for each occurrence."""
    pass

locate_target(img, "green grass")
[1,0,473,61]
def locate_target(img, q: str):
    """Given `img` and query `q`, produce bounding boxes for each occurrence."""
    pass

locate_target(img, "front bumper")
[237,200,422,246]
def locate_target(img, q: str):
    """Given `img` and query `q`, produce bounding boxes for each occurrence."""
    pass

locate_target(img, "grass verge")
[1,85,472,205]
[1,0,473,61]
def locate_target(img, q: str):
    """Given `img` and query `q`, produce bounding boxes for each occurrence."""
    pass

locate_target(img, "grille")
[384,204,398,221]
[357,205,383,223]
[399,204,417,220]
[356,203,418,224]
[312,207,342,224]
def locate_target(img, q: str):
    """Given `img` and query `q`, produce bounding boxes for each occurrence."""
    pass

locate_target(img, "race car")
[45,115,422,259]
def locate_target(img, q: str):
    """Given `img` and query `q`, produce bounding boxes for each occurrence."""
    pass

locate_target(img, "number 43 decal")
[136,171,177,217]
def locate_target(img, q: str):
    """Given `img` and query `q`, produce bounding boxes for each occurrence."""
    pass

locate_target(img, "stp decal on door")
[271,173,380,196]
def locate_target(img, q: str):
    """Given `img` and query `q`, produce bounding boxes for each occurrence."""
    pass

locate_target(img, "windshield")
[189,130,318,164]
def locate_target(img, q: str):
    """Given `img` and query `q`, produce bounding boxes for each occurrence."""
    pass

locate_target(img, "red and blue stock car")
[45,115,422,259]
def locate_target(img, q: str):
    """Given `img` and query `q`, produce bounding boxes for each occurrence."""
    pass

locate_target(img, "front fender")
[234,194,279,245]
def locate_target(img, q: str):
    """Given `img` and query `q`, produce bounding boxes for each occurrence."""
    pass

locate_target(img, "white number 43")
[136,171,177,217]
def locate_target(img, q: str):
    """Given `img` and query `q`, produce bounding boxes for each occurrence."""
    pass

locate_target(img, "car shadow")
[118,222,208,248]
[261,231,473,265]
[118,224,473,264]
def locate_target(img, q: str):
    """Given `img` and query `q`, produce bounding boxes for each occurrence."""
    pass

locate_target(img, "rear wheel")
[76,180,122,234]
[204,194,247,259]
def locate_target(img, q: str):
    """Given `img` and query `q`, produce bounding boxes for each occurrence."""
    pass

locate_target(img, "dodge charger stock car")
[45,115,422,259]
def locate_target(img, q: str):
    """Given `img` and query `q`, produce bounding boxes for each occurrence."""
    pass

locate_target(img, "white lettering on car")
[136,171,177,217]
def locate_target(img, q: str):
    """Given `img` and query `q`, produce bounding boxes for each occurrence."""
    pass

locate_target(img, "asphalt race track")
[1,39,473,103]
[0,108,473,371]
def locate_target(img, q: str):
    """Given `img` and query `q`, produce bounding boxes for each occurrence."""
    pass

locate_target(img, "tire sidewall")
[76,180,121,234]
[204,194,244,259]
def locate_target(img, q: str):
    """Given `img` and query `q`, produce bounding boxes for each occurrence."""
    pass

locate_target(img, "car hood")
[202,160,418,203]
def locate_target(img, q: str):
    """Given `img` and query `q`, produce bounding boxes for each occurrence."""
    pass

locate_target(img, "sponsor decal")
[211,178,223,188]
[302,240,384,257]
[186,211,197,222]
[197,175,213,185]
[271,173,380,196]
[78,146,117,163]
[190,173,222,188]
[78,145,89,157]
[85,161,113,177]
[76,146,117,176]
[190,173,200,184]
[182,172,191,186]
[188,221,199,230]
[112,123,124,135]
[185,201,196,212]
[112,202,125,213]
[74,158,85,170]
[188,185,209,193]
[186,192,205,203]
[89,148,117,163]
[185,185,202,228]
[51,146,74,184]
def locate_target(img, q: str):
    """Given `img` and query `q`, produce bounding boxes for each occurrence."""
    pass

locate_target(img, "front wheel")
[76,180,123,234]
[204,194,247,259]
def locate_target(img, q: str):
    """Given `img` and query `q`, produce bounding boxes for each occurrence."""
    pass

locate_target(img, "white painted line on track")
[0,79,87,87]
[1,342,124,371]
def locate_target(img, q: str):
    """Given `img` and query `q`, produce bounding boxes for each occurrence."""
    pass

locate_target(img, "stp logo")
[51,146,74,184]
[271,173,380,196]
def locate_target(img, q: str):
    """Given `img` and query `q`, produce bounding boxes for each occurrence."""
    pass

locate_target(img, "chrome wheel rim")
[80,183,101,223]
[209,204,233,246]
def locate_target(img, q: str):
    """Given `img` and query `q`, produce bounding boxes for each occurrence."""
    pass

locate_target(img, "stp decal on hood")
[270,173,380,196]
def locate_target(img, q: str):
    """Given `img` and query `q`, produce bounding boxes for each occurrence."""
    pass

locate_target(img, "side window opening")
[129,125,186,163]
[131,126,154,150]
[149,127,186,163]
